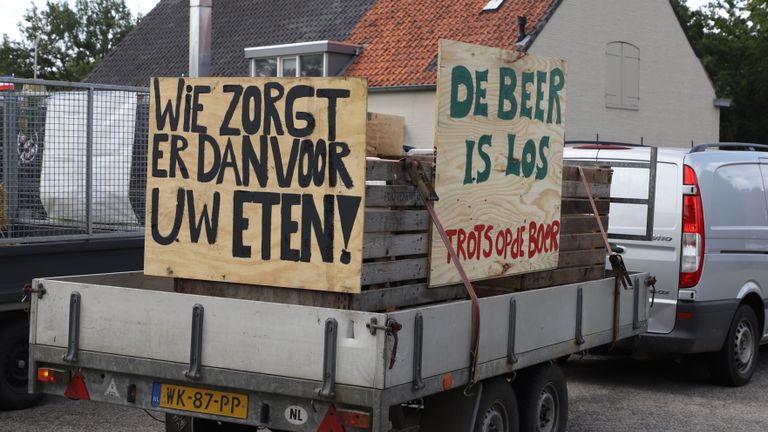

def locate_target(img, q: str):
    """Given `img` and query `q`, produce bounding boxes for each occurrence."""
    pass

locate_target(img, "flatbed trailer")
[28,270,649,431]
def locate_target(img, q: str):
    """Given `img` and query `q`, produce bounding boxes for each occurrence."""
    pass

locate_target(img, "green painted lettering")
[506,134,520,176]
[498,68,517,120]
[547,68,564,124]
[522,139,536,178]
[476,134,492,183]
[474,70,488,117]
[451,66,473,118]
[464,139,476,184]
[520,72,534,119]
[535,71,547,122]
[535,136,550,180]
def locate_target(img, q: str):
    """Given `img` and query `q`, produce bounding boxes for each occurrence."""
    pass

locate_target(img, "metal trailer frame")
[29,271,649,431]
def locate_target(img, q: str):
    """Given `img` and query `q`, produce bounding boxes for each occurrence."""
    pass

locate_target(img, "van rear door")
[564,147,681,334]
[608,159,681,334]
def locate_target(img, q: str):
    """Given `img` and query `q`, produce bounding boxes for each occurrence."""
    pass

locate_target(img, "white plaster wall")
[368,90,436,149]
[529,0,719,147]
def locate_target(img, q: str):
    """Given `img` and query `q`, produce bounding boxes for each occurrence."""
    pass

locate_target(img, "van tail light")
[679,165,705,288]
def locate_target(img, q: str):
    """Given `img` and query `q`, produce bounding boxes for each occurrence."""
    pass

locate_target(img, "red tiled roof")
[344,0,558,87]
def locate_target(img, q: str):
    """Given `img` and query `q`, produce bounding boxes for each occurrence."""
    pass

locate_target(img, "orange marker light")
[37,368,70,384]
[442,373,453,390]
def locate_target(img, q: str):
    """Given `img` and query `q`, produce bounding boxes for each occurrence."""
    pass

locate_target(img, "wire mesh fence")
[0,77,149,243]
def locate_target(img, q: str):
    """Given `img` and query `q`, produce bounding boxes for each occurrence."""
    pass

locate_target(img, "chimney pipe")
[189,0,212,77]
[517,16,527,42]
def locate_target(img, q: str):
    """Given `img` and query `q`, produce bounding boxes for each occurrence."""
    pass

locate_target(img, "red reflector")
[317,404,344,432]
[337,410,371,429]
[37,368,70,384]
[64,370,90,400]
[677,311,693,320]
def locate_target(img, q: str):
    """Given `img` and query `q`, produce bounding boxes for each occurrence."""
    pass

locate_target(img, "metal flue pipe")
[189,0,212,77]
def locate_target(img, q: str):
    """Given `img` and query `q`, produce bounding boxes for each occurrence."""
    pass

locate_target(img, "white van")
[565,142,768,386]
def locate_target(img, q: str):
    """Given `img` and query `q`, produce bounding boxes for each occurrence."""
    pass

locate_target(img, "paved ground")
[2,346,768,431]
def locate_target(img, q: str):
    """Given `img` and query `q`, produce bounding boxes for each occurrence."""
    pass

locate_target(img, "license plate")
[151,382,248,419]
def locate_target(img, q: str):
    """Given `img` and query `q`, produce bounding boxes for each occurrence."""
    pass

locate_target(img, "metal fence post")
[86,87,94,235]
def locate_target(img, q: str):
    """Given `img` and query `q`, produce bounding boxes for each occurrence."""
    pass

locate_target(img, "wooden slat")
[477,265,605,295]
[562,165,613,184]
[350,283,467,311]
[174,279,351,309]
[364,209,429,232]
[561,198,610,215]
[562,180,611,199]
[557,249,606,268]
[560,233,606,252]
[365,185,420,207]
[363,233,428,259]
[561,215,608,235]
[362,258,427,285]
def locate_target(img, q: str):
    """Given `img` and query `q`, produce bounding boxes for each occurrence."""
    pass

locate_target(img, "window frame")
[605,41,640,111]
[250,53,328,77]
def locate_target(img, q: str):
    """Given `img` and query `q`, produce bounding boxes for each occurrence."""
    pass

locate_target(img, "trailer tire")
[710,305,759,387]
[0,318,42,410]
[514,363,567,432]
[474,378,519,432]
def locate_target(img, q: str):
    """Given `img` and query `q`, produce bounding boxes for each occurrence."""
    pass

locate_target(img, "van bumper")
[632,299,739,354]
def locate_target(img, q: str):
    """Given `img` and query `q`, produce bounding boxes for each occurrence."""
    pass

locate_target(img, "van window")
[607,162,678,236]
[709,164,768,228]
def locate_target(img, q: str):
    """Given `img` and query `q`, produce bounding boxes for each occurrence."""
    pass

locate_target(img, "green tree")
[673,0,768,142]
[0,0,138,81]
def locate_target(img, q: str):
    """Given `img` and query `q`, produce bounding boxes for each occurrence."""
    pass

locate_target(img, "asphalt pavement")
[2,346,768,431]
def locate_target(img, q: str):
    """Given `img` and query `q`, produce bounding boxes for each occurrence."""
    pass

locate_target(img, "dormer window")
[245,41,360,78]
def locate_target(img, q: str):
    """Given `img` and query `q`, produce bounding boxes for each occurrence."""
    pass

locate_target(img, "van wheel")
[710,305,759,386]
[0,318,43,410]
[514,364,568,432]
[474,378,519,432]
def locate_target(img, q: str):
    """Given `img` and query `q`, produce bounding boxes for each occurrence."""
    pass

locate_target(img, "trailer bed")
[29,271,649,431]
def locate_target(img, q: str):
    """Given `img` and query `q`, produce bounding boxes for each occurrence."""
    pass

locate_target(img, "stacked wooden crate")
[176,157,612,311]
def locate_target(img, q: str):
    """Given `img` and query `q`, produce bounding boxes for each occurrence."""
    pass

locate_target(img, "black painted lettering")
[272,137,299,188]
[263,82,285,135]
[316,88,350,141]
[170,135,190,179]
[285,85,316,137]
[216,138,243,186]
[151,187,184,245]
[220,85,243,136]
[186,190,220,244]
[241,85,262,135]
[300,194,334,263]
[241,135,269,187]
[329,141,353,188]
[152,133,169,178]
[191,85,210,133]
[280,193,301,261]
[153,77,182,131]
[232,191,280,260]
[197,134,221,183]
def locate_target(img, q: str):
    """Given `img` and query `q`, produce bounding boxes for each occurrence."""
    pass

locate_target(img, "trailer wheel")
[474,378,519,432]
[0,318,42,410]
[710,305,759,386]
[514,363,567,432]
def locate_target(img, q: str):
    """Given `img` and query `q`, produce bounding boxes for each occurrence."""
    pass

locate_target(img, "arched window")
[606,42,640,109]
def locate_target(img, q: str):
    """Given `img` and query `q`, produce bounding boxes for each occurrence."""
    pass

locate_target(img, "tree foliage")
[0,0,137,82]
[673,0,768,142]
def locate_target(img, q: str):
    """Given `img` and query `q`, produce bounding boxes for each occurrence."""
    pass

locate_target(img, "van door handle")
[610,244,625,254]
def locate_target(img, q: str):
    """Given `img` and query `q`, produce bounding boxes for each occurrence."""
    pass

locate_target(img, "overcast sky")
[2,0,159,41]
[2,0,712,42]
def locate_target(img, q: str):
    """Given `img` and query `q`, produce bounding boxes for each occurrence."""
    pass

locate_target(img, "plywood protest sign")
[145,77,367,293]
[429,40,567,287]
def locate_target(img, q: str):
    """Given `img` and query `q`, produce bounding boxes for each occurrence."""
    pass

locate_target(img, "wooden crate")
[175,161,612,311]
